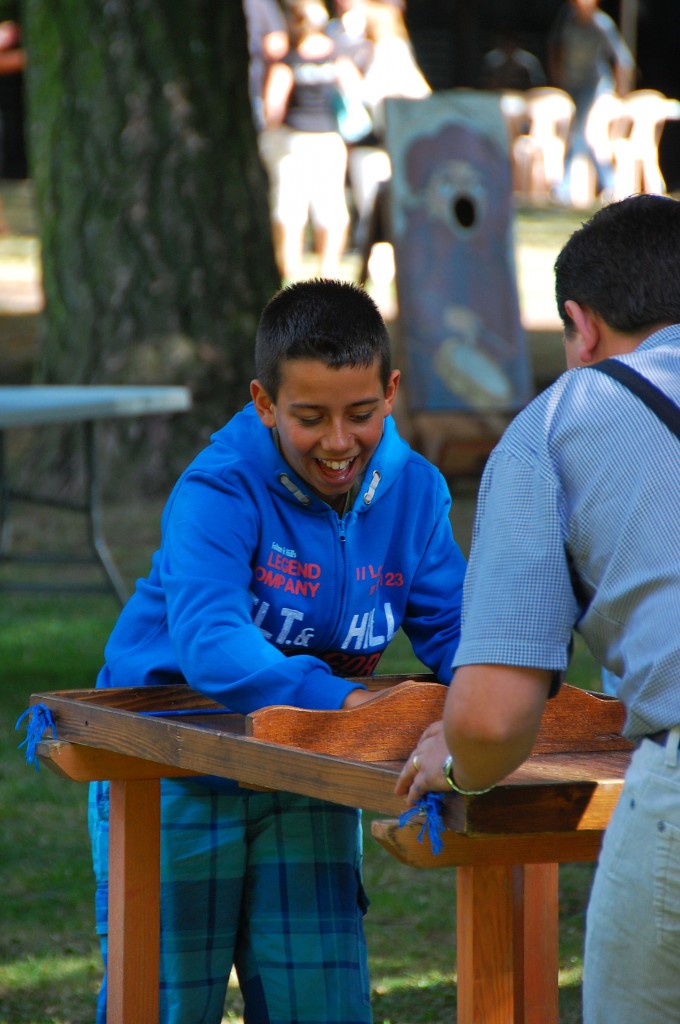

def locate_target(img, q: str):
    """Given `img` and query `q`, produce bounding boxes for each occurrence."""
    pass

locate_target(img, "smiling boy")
[250,347,397,514]
[89,278,466,1023]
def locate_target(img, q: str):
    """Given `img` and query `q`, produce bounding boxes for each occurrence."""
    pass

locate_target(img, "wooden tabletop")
[32,680,633,835]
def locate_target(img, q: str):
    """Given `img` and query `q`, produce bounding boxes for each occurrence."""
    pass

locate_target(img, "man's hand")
[395,720,450,804]
[394,666,552,804]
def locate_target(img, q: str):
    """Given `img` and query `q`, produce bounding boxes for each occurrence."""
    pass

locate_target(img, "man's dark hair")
[255,279,392,399]
[555,194,680,335]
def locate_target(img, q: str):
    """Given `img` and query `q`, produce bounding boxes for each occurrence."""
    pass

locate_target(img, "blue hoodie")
[98,403,466,713]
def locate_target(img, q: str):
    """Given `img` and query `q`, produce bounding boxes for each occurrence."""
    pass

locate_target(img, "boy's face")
[251,357,400,511]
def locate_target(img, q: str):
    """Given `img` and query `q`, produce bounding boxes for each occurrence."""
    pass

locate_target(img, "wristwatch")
[442,754,494,796]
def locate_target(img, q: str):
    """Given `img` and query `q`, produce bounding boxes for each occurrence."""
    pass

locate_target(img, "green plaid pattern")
[89,778,372,1023]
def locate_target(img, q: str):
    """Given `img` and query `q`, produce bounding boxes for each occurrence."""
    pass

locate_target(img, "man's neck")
[596,322,671,361]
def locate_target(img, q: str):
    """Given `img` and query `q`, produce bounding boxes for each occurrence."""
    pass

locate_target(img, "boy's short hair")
[555,194,680,335]
[255,279,392,400]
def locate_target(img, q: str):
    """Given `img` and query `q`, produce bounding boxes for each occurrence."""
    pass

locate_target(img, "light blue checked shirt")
[453,325,680,740]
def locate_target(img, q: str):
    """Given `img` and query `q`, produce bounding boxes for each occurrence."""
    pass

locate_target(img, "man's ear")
[564,300,601,364]
[250,380,277,428]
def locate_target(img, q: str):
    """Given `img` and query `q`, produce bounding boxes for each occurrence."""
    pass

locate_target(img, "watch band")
[442,754,494,796]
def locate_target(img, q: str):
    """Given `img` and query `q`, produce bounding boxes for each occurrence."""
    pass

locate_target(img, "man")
[398,194,680,1024]
[547,0,634,204]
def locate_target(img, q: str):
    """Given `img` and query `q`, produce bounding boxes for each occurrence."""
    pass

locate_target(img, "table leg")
[456,863,559,1024]
[0,420,128,603]
[83,420,129,604]
[108,778,161,1024]
[515,864,559,1024]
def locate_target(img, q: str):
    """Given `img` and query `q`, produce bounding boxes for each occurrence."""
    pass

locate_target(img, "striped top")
[453,325,680,740]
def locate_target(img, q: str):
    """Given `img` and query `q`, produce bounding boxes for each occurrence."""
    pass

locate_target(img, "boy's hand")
[395,720,450,804]
[341,687,388,709]
[341,678,424,710]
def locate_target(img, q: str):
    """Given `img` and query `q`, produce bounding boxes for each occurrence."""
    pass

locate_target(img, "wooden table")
[31,679,632,1024]
[0,385,192,602]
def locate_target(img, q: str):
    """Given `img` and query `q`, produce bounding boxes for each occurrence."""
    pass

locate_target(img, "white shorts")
[258,126,350,232]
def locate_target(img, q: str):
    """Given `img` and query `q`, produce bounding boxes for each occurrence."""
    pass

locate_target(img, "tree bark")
[22,0,279,484]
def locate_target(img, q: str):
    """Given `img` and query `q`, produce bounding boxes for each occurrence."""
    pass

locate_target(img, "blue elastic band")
[15,703,58,770]
[398,792,446,855]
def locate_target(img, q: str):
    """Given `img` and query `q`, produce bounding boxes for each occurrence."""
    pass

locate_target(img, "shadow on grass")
[0,950,101,1024]
[371,976,455,1024]
[368,964,584,1024]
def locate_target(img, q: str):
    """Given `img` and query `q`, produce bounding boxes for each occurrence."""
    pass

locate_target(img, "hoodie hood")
[209,402,412,512]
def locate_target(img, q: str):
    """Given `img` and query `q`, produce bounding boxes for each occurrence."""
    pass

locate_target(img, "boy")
[90,278,466,1023]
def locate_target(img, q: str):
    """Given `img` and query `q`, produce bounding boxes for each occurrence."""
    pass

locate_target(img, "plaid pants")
[89,778,372,1024]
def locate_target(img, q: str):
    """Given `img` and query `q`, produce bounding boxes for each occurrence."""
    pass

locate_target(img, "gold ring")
[412,754,420,771]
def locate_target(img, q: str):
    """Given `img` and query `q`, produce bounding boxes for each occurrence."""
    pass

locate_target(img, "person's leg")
[309,132,351,278]
[347,145,391,250]
[313,222,349,278]
[159,780,248,1023]
[583,90,620,197]
[235,791,372,1024]
[271,217,306,281]
[88,781,110,1024]
[258,126,307,280]
[553,89,594,205]
[584,731,680,1023]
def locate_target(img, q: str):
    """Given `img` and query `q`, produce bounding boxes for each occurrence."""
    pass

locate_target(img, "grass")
[0,492,602,1023]
[0,593,115,1024]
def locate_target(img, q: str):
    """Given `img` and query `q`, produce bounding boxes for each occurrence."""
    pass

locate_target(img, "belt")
[648,730,670,746]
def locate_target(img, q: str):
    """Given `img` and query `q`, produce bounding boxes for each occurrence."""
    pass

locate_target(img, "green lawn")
[1,495,601,1023]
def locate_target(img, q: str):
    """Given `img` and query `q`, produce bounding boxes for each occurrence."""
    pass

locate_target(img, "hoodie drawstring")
[278,473,312,506]
[363,470,381,505]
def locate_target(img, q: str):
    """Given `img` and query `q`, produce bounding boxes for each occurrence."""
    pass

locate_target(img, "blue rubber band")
[15,703,58,771]
[398,791,446,855]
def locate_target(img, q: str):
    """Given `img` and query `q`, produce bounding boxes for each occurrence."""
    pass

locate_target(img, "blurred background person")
[548,0,634,205]
[0,19,25,234]
[327,0,374,75]
[346,1,430,294]
[243,0,289,132]
[259,0,361,280]
[482,30,546,93]
[358,1,430,140]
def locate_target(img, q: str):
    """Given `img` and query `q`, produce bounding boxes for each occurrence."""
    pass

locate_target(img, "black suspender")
[590,358,680,442]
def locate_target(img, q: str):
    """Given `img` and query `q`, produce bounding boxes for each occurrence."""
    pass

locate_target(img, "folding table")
[0,385,191,602]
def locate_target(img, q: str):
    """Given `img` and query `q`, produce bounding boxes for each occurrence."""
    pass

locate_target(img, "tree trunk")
[22,0,279,485]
